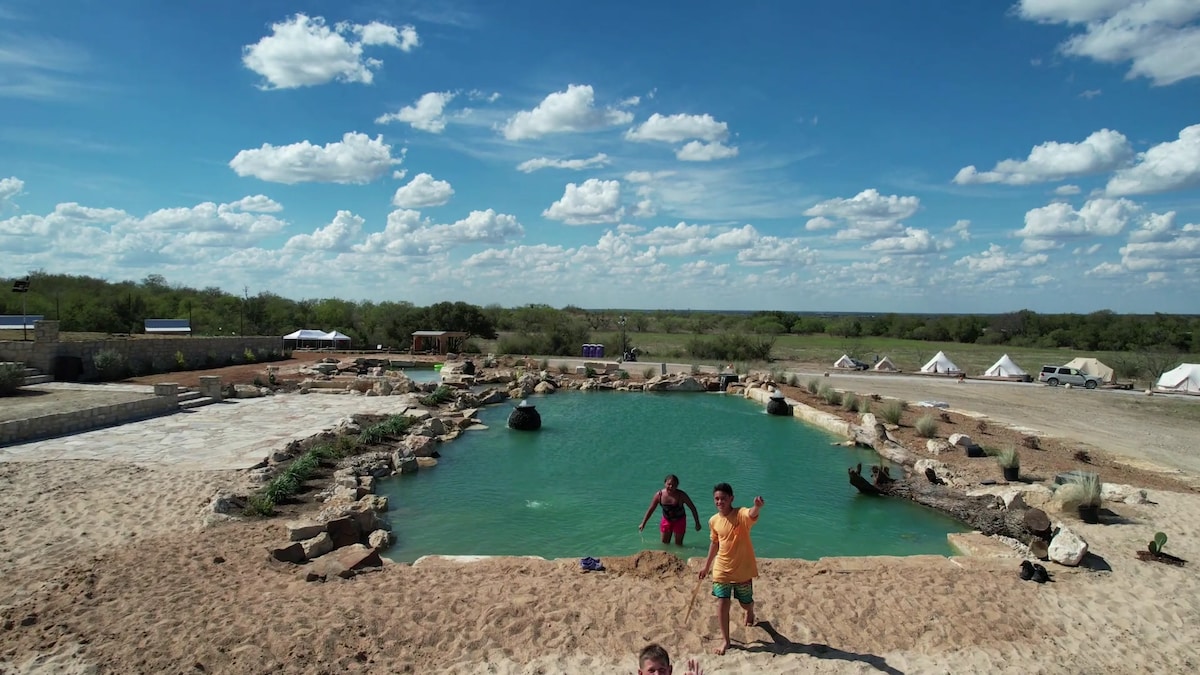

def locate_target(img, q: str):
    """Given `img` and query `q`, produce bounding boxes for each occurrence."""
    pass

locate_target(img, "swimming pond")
[378,391,968,562]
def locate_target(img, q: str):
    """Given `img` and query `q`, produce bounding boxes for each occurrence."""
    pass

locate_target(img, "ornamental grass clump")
[806,378,821,394]
[819,385,842,406]
[997,446,1020,469]
[856,397,872,414]
[915,414,939,438]
[879,400,904,425]
[842,392,858,412]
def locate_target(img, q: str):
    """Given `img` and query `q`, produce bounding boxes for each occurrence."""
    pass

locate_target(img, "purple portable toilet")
[596,344,605,358]
[581,343,590,357]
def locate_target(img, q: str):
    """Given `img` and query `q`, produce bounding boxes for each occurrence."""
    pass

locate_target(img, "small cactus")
[1149,531,1168,554]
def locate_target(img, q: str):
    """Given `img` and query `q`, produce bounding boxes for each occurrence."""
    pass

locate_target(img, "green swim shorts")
[711,580,753,604]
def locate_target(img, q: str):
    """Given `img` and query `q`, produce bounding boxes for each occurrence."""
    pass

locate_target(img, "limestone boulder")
[301,532,334,559]
[1048,525,1089,566]
[368,529,394,550]
[403,434,438,457]
[416,457,438,468]
[534,381,556,394]
[269,542,306,564]
[926,439,952,455]
[1101,483,1150,505]
[286,521,327,542]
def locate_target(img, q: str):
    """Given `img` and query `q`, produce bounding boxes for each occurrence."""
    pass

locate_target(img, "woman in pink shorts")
[638,474,701,545]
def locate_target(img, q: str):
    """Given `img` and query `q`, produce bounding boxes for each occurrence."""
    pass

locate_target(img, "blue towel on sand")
[579,557,604,571]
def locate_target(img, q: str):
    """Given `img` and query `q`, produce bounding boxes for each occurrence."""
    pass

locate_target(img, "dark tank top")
[660,490,686,520]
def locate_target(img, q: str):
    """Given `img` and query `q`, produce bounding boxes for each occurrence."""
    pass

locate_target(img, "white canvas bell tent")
[984,354,1026,378]
[1063,357,1115,383]
[874,356,899,372]
[1156,363,1200,394]
[920,351,961,374]
[833,354,856,369]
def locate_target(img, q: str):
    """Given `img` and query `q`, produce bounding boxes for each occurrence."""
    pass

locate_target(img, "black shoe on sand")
[1031,563,1049,583]
[1019,560,1035,581]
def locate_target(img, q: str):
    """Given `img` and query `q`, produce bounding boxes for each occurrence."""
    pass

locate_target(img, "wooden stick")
[683,576,705,624]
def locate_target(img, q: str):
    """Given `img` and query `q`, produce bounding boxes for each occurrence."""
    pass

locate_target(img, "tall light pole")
[11,277,30,341]
[618,315,627,361]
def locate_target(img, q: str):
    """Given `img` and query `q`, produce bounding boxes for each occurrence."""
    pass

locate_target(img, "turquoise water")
[378,392,967,562]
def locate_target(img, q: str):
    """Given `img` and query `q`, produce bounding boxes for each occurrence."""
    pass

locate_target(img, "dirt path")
[805,369,1200,477]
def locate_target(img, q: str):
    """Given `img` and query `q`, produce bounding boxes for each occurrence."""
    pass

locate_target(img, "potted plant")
[997,447,1020,482]
[1070,472,1102,523]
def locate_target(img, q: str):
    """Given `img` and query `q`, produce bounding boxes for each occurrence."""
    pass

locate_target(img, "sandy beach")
[2,364,1199,673]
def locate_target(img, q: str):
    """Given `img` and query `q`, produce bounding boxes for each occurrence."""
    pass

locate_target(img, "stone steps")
[178,388,219,410]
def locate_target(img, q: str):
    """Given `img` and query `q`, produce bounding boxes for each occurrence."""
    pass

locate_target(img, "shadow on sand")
[741,620,904,674]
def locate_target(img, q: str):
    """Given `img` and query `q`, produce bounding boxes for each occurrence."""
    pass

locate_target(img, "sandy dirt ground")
[2,357,1199,673]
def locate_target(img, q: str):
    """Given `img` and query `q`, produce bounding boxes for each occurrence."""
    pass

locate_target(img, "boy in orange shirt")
[697,482,764,656]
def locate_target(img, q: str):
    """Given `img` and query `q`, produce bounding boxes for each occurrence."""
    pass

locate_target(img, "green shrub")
[684,333,774,361]
[557,362,571,374]
[643,367,655,379]
[0,362,23,396]
[616,369,630,380]
[842,392,858,411]
[915,414,938,438]
[175,350,187,370]
[585,366,596,378]
[93,349,127,381]
[856,397,872,414]
[690,363,701,375]
[539,358,549,370]
[244,494,275,517]
[806,378,820,394]
[243,348,257,363]
[879,400,904,425]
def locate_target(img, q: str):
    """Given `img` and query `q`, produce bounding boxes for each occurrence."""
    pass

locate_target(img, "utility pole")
[240,285,248,336]
[11,277,30,341]
[619,315,627,361]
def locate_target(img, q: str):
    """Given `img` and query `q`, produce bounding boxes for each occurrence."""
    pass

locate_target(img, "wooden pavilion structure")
[410,330,467,354]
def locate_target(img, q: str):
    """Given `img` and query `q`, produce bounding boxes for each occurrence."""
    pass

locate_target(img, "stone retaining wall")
[0,320,282,381]
[0,393,179,446]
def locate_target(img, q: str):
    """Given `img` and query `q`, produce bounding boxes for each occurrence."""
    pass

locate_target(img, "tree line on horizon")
[3,272,1197,356]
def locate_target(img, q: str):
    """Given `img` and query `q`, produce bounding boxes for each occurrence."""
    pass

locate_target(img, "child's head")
[638,643,672,675]
[713,482,734,514]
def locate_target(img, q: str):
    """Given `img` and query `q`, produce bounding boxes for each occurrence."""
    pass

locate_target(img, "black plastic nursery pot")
[966,446,985,458]
[1002,467,1020,482]
[1078,504,1100,523]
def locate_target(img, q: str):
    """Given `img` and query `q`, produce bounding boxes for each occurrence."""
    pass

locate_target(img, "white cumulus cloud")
[676,141,739,162]
[357,208,523,256]
[229,132,402,184]
[1017,0,1200,85]
[1018,197,1141,240]
[501,85,633,140]
[284,210,364,251]
[862,227,942,255]
[0,176,24,204]
[1106,124,1200,196]
[626,113,729,143]
[242,14,418,89]
[543,178,623,225]
[392,173,454,208]
[953,129,1132,185]
[376,91,455,133]
[803,189,920,240]
[516,153,610,173]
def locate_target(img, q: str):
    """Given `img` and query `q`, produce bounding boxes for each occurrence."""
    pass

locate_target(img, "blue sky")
[2,0,1199,313]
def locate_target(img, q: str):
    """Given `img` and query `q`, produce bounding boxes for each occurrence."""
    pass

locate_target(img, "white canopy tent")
[283,329,351,349]
[873,356,899,372]
[1063,357,1115,383]
[833,354,856,369]
[920,351,961,374]
[984,354,1027,378]
[1156,363,1200,394]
